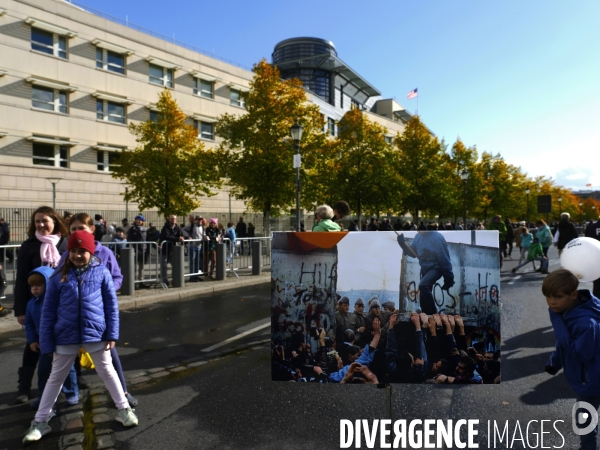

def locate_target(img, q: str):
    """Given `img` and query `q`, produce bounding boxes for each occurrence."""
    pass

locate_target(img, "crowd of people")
[4,207,261,443]
[75,214,256,285]
[272,296,501,385]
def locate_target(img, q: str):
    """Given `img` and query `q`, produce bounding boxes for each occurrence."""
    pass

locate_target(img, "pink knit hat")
[210,218,218,224]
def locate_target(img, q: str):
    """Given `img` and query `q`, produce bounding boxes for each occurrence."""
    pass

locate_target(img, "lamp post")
[46,178,62,210]
[125,186,129,221]
[460,170,469,228]
[290,121,304,232]
[558,196,562,220]
[525,187,530,225]
[579,202,583,223]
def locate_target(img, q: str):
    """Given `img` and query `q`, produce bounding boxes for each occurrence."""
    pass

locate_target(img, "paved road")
[1,246,596,449]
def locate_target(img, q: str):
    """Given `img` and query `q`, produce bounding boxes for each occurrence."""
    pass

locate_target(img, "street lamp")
[557,196,563,222]
[525,187,531,225]
[290,121,304,232]
[46,178,62,210]
[460,170,469,228]
[122,184,131,222]
[579,202,583,223]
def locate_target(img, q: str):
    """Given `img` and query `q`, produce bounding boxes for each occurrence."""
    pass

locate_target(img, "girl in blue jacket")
[24,231,138,444]
[59,213,137,407]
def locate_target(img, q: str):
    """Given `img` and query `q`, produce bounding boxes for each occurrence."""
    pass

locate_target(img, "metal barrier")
[0,244,19,300]
[224,237,272,277]
[0,236,272,299]
[101,241,161,288]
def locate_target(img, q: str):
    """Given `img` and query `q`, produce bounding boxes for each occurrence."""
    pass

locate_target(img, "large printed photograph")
[271,230,501,384]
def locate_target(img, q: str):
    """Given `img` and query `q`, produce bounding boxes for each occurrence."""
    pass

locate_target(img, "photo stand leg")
[377,383,393,421]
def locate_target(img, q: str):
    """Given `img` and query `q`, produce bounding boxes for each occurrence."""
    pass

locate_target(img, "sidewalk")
[0,270,271,335]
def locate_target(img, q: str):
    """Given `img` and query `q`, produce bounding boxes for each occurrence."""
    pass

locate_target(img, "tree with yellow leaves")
[216,60,327,231]
[112,89,221,218]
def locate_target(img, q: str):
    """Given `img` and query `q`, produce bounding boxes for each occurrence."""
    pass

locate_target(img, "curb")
[0,272,271,335]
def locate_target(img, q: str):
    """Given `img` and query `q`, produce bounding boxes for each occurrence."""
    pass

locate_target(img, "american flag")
[407,88,418,99]
[587,183,592,187]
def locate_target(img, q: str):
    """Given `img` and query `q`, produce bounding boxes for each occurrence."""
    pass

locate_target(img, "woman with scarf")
[14,206,68,404]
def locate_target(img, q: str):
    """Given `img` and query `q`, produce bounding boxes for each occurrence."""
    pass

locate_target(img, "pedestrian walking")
[535,219,553,258]
[504,218,514,259]
[556,213,579,255]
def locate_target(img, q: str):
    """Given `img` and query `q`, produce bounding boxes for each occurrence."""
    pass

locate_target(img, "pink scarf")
[35,231,62,268]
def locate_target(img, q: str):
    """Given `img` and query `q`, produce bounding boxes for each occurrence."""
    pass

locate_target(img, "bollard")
[171,245,185,288]
[215,243,226,280]
[120,248,135,295]
[202,245,209,273]
[252,241,261,275]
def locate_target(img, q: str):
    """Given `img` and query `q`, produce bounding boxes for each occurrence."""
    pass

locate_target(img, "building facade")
[0,0,412,221]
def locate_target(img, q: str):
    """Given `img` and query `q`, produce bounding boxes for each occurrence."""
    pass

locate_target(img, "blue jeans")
[576,394,600,450]
[59,362,79,399]
[419,266,443,315]
[226,242,235,264]
[189,246,202,278]
[37,353,53,396]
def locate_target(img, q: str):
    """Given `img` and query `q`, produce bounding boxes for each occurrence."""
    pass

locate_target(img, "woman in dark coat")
[14,206,67,403]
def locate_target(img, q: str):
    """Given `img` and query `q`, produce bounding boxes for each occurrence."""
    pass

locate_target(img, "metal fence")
[0,237,272,300]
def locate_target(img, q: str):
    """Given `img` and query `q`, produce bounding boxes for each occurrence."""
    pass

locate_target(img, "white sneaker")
[116,407,138,427]
[23,420,51,443]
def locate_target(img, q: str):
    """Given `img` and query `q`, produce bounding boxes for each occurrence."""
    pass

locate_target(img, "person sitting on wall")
[396,230,455,315]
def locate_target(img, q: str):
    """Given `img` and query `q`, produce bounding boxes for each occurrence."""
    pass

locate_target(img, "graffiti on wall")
[271,234,338,348]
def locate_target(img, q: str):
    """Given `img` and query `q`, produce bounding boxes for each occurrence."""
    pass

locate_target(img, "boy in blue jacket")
[543,269,600,450]
[25,266,78,408]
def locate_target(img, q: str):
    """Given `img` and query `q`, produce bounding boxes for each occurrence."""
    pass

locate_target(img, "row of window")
[29,26,246,106]
[30,125,214,172]
[32,140,120,172]
[30,85,216,136]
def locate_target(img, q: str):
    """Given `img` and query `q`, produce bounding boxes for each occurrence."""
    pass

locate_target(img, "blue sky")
[73,0,600,191]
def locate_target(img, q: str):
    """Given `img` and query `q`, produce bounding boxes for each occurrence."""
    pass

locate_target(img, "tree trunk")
[357,200,362,231]
[263,204,271,237]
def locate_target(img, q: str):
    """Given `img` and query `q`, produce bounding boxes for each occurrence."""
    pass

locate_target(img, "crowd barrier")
[0,237,272,300]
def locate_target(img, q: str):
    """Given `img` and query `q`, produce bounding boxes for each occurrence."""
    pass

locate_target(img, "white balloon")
[560,237,600,281]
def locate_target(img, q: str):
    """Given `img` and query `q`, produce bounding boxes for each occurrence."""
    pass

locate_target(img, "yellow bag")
[79,348,95,370]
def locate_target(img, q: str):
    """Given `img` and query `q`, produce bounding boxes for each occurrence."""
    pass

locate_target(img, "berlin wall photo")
[271,231,501,384]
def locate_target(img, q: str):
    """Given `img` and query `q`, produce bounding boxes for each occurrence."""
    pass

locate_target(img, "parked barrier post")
[121,248,135,295]
[172,245,185,288]
[252,241,261,275]
[216,243,226,280]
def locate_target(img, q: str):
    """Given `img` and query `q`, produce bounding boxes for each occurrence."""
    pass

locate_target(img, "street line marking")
[508,275,521,285]
[201,320,270,352]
